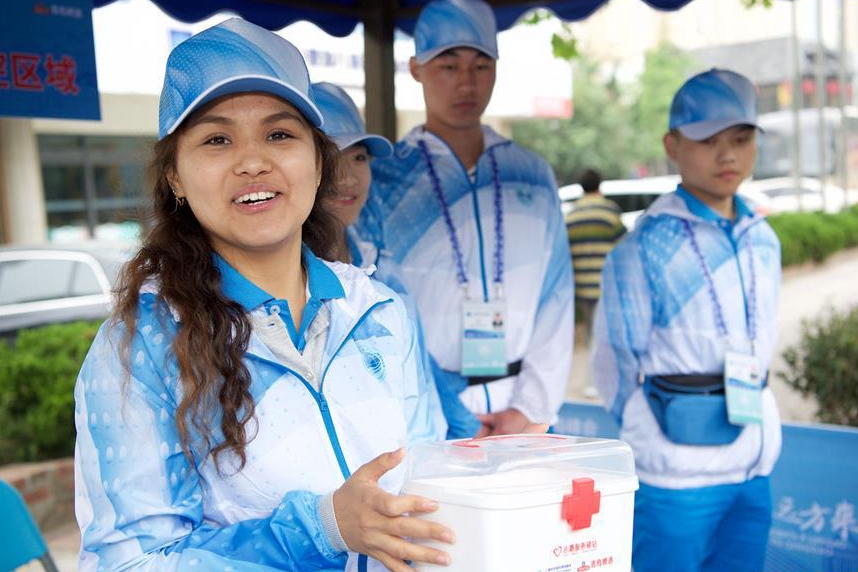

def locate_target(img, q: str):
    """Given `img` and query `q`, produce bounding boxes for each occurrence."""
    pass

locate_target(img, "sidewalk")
[36,248,858,571]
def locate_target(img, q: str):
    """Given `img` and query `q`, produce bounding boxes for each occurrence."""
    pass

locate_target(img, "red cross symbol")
[561,477,601,531]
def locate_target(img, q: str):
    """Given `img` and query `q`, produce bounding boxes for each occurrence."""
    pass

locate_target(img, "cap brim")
[677,117,761,141]
[415,42,498,65]
[165,75,323,136]
[333,134,393,159]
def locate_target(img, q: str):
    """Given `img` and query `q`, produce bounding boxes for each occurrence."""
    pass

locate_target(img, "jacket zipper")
[317,298,393,479]
[248,298,393,481]
[723,219,767,479]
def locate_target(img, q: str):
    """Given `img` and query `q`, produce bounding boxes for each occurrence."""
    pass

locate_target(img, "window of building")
[38,134,154,241]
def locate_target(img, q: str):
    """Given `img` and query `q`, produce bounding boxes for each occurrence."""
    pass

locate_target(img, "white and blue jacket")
[347,228,474,438]
[74,248,445,572]
[592,187,783,489]
[358,126,574,427]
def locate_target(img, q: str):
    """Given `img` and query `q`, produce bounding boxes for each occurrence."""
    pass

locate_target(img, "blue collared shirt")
[676,185,754,239]
[214,245,345,352]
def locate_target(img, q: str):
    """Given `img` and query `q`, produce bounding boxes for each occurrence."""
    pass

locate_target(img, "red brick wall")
[0,458,75,532]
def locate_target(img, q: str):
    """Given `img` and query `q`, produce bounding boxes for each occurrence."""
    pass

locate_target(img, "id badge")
[461,300,507,376]
[724,351,763,425]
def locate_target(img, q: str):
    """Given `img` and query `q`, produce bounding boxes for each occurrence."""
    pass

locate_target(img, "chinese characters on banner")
[1,53,81,94]
[766,423,858,571]
[773,496,858,541]
[0,1,99,120]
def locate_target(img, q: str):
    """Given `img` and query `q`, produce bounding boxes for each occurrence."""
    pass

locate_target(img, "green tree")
[510,56,637,184]
[521,9,578,60]
[629,42,696,174]
[779,305,858,427]
[513,7,772,183]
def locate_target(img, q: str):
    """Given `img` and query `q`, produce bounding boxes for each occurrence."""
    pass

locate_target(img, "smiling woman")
[72,17,449,572]
[168,93,325,277]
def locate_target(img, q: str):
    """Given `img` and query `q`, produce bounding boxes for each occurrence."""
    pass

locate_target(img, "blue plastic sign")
[765,423,858,572]
[0,0,100,120]
[556,402,858,572]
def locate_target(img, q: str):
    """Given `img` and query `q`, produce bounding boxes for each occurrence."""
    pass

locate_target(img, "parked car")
[736,186,773,217]
[740,177,857,214]
[558,183,584,213]
[559,175,681,230]
[560,175,774,229]
[0,241,134,337]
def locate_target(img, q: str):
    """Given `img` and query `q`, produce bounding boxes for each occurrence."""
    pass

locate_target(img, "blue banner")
[0,0,99,120]
[766,423,858,572]
[556,401,858,572]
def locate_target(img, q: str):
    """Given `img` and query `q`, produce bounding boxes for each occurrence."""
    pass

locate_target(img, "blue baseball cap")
[158,18,322,140]
[669,68,760,141]
[414,0,499,65]
[311,82,393,158]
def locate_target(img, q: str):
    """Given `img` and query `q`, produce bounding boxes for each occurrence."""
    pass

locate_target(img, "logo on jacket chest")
[357,343,386,382]
[516,187,534,206]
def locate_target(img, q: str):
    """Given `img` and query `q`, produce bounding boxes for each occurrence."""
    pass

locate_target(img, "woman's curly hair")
[113,102,341,472]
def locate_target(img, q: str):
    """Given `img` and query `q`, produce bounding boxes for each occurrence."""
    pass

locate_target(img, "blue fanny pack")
[643,374,743,446]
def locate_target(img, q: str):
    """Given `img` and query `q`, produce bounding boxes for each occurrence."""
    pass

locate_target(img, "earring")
[169,186,185,214]
[170,186,185,207]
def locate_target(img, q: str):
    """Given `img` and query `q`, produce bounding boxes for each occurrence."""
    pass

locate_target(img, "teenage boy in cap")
[591,68,782,572]
[358,0,574,438]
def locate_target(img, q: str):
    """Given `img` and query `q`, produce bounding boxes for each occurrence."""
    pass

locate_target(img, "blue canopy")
[93,1,696,36]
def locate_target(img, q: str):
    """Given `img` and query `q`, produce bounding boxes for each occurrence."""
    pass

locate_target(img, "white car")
[561,175,776,229]
[741,177,858,214]
[558,183,584,212]
[736,186,774,217]
[559,175,681,230]
[0,241,134,337]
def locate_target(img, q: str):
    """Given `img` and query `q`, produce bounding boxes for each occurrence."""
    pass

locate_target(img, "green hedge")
[779,306,858,426]
[769,205,858,267]
[0,321,101,464]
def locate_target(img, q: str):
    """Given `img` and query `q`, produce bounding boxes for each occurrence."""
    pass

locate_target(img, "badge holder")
[724,350,763,426]
[461,297,507,377]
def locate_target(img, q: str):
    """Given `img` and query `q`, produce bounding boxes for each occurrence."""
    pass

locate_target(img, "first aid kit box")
[402,434,639,572]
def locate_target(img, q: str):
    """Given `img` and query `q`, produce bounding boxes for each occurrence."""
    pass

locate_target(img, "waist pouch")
[642,374,742,446]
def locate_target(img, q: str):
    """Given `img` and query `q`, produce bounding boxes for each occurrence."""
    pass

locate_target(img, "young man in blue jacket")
[592,68,782,572]
[358,0,574,438]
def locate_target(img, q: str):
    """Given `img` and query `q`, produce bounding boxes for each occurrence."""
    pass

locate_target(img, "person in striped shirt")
[565,168,626,346]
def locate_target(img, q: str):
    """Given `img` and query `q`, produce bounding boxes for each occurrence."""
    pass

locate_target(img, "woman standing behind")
[311,81,485,439]
[74,19,451,572]
[309,81,392,268]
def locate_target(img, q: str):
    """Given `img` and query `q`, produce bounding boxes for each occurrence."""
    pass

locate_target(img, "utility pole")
[791,0,804,211]
[816,0,828,211]
[837,0,848,208]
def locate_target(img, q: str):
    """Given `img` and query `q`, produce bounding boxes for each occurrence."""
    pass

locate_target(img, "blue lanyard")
[681,219,758,350]
[418,140,504,295]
